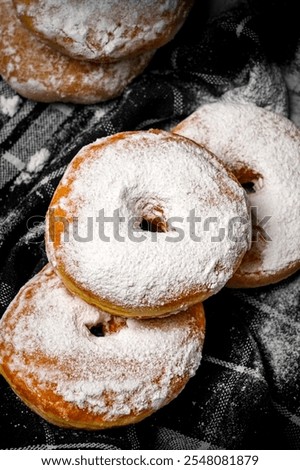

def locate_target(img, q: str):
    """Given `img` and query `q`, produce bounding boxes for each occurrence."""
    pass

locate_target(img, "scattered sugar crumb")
[14,148,50,185]
[26,148,50,173]
[94,107,110,119]
[259,315,300,385]
[0,94,21,117]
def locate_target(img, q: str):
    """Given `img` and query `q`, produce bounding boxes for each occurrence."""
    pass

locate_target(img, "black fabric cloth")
[0,3,299,450]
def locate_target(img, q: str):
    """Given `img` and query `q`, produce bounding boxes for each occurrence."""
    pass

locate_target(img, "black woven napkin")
[0,3,299,449]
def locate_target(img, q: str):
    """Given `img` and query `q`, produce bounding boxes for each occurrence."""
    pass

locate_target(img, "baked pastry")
[174,102,300,287]
[46,129,250,318]
[0,0,154,103]
[0,264,205,429]
[13,0,195,63]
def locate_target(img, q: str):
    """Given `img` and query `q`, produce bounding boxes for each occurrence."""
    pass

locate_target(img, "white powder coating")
[221,62,288,117]
[0,0,153,104]
[13,0,193,62]
[0,265,205,421]
[46,130,250,313]
[174,102,300,280]
[259,316,300,385]
[0,94,21,117]
[26,148,50,173]
[14,148,50,185]
[255,274,300,387]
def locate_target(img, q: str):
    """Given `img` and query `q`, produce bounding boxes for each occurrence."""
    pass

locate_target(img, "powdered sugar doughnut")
[46,129,250,318]
[0,0,153,104]
[174,102,300,287]
[13,0,194,63]
[0,265,205,429]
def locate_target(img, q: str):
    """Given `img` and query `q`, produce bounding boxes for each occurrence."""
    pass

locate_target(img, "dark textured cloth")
[0,3,299,450]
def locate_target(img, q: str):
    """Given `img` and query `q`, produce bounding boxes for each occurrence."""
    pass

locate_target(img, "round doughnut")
[0,0,154,104]
[0,264,205,430]
[45,129,250,318]
[174,102,300,288]
[12,0,194,63]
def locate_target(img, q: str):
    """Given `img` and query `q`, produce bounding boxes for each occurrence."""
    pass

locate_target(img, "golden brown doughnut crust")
[173,102,300,288]
[45,129,250,318]
[13,0,195,63]
[0,0,154,103]
[0,265,205,429]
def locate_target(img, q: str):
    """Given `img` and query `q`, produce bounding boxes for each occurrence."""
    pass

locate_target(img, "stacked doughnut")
[0,129,252,429]
[0,0,195,103]
[173,102,300,287]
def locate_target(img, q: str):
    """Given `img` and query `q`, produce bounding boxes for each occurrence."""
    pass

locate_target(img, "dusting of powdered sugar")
[0,0,153,104]
[14,0,191,61]
[253,273,300,388]
[46,130,250,310]
[221,62,288,117]
[174,102,300,276]
[0,94,21,117]
[0,265,204,418]
[259,316,300,385]
[14,148,50,185]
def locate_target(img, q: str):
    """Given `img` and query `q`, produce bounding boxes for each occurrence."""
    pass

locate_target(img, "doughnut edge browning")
[45,129,251,318]
[226,261,300,288]
[12,0,195,63]
[0,265,206,430]
[173,103,300,288]
[0,0,155,104]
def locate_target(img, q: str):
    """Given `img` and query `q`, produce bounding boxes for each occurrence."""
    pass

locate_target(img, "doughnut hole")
[139,206,168,233]
[88,324,105,337]
[127,195,170,233]
[234,167,264,194]
[86,316,126,337]
[232,167,265,244]
[241,182,256,194]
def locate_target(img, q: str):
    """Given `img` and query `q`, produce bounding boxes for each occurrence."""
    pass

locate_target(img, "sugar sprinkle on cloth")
[0,2,299,449]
